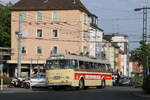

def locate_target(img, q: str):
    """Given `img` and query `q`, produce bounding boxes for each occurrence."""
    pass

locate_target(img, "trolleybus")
[45,54,112,89]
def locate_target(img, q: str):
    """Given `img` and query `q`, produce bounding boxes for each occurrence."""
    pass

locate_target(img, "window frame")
[36,12,43,21]
[51,29,59,38]
[52,12,60,22]
[21,46,27,54]
[19,12,27,22]
[36,29,43,38]
[36,46,42,55]
[51,46,58,54]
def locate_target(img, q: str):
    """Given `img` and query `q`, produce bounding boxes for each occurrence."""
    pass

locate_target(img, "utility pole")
[0,63,3,91]
[134,7,150,42]
[30,58,33,89]
[17,14,22,77]
[134,7,150,76]
[147,56,149,75]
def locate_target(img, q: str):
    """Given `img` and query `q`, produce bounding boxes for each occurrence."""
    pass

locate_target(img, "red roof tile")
[11,0,92,15]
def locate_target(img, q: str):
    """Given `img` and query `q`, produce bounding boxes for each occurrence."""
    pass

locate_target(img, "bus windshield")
[46,59,78,69]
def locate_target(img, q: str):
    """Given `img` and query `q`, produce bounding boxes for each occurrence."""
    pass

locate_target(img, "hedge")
[0,76,11,85]
[142,75,150,94]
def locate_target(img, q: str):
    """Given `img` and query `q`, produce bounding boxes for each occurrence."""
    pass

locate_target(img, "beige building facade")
[8,0,100,76]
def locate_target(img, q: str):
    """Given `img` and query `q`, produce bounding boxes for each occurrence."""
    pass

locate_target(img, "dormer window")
[52,12,60,21]
[91,16,98,26]
[37,12,43,21]
[19,12,27,22]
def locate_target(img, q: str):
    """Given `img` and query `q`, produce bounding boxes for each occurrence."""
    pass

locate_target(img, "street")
[0,87,149,100]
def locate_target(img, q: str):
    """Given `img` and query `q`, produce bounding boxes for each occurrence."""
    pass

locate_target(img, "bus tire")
[79,79,84,90]
[101,79,106,88]
[97,79,106,89]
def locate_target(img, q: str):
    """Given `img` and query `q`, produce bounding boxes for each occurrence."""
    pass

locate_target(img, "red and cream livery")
[46,54,112,89]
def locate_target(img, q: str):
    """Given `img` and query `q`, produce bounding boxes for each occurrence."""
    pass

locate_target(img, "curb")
[130,91,150,99]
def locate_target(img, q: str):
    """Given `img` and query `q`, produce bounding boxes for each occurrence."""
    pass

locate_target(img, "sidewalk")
[0,85,33,93]
[0,85,50,93]
[130,87,150,99]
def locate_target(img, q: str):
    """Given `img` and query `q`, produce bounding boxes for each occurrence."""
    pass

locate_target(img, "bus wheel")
[101,79,106,88]
[97,79,106,89]
[79,79,84,90]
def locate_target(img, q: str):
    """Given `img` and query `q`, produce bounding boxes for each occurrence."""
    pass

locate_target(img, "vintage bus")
[45,54,112,89]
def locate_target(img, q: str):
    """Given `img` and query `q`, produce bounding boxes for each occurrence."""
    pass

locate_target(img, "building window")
[37,29,43,38]
[36,46,42,54]
[52,29,59,38]
[52,12,60,21]
[37,12,43,21]
[19,12,27,22]
[21,46,26,54]
[51,46,58,54]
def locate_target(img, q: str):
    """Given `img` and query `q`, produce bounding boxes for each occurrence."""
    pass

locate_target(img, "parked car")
[30,73,47,88]
[119,76,131,86]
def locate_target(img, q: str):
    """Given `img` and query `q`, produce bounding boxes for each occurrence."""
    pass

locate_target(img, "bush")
[142,75,150,94]
[0,76,11,85]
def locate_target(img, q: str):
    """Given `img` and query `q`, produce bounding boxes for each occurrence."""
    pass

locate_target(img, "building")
[129,61,143,77]
[0,47,12,77]
[7,0,103,77]
[89,15,103,58]
[103,35,120,73]
[111,33,129,76]
[103,33,129,76]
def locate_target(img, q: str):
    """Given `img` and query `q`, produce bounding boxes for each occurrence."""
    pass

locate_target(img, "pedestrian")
[116,73,120,86]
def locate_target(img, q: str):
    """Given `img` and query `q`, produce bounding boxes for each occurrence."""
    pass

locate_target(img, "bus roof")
[47,54,110,64]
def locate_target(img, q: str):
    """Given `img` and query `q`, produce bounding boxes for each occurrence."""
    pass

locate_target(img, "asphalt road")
[0,87,149,100]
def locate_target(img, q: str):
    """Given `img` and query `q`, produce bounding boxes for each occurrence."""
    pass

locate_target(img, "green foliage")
[0,76,11,85]
[130,41,150,68]
[142,75,150,94]
[0,2,12,47]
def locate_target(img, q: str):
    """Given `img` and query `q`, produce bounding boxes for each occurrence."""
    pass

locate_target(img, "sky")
[1,0,150,50]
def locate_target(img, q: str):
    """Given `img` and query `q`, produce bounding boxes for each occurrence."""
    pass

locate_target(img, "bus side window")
[95,63,99,71]
[85,62,90,69]
[107,64,112,72]
[101,64,106,72]
[87,62,92,70]
[70,60,78,69]
[79,61,85,69]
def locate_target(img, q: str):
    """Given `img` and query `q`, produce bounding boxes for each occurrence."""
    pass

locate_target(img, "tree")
[130,41,150,75]
[0,2,12,47]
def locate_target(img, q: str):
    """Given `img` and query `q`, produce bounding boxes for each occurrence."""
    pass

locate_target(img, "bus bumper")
[47,82,72,86]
